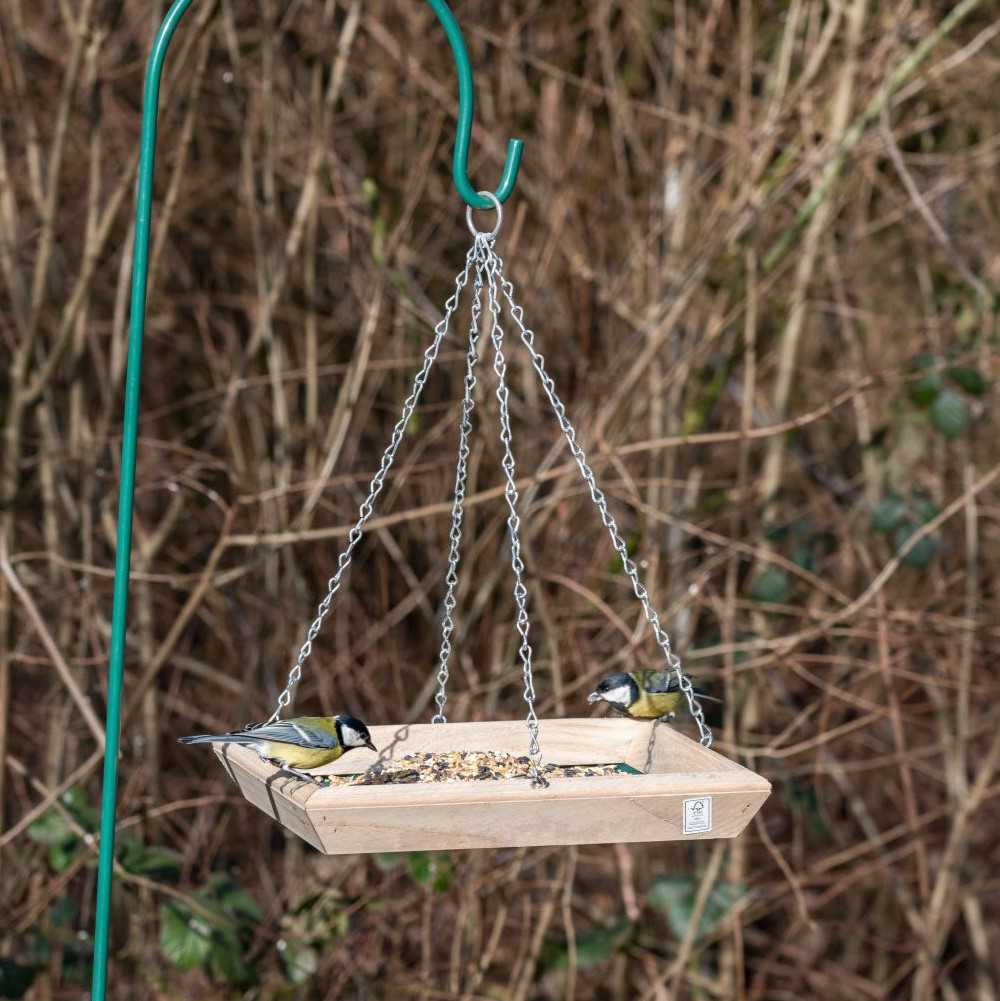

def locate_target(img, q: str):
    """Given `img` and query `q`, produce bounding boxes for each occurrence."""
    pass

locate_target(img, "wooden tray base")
[214,718,770,853]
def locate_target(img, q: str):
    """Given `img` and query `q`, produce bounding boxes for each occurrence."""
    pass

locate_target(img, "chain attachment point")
[466,189,503,239]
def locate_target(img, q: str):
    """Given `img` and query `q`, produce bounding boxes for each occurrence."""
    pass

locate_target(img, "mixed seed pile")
[322,750,626,786]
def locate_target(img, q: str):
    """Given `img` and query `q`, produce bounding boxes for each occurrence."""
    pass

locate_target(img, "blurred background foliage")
[2,0,999,997]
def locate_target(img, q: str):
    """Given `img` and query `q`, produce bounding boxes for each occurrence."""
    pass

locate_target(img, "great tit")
[587,670,718,721]
[179,714,376,783]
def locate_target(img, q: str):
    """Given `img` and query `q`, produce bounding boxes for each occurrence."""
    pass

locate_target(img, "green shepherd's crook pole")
[90,1,522,995]
[425,0,523,207]
[90,4,195,996]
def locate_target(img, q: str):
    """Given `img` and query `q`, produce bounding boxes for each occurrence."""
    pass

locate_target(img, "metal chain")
[272,192,709,759]
[484,247,713,747]
[431,234,490,722]
[481,238,547,786]
[268,240,480,723]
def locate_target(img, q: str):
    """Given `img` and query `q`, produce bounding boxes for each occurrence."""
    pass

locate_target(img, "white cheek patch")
[602,684,634,707]
[341,725,365,748]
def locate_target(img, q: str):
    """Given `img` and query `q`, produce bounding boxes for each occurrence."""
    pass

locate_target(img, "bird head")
[587,672,638,711]
[336,715,377,752]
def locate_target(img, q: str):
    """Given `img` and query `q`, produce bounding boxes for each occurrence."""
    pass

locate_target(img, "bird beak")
[365,737,377,751]
[587,691,602,704]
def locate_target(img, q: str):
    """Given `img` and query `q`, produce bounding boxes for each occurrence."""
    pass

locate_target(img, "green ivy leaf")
[279,941,319,986]
[204,875,262,924]
[406,851,454,892]
[159,903,213,971]
[26,810,73,846]
[763,523,789,543]
[790,544,814,572]
[130,846,183,879]
[911,371,942,406]
[892,523,936,568]
[748,568,791,604]
[930,389,969,438]
[870,493,908,533]
[574,921,633,967]
[647,876,745,941]
[48,841,81,874]
[538,921,633,973]
[913,498,940,524]
[948,366,986,396]
[209,935,255,987]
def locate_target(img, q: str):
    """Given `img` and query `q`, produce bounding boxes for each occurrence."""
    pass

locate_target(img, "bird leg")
[268,761,327,789]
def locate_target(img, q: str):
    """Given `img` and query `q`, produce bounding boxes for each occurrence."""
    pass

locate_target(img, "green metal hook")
[90,1,521,997]
[426,0,524,208]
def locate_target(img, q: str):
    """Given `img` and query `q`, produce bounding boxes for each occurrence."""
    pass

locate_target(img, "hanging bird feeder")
[217,719,769,854]
[94,17,771,992]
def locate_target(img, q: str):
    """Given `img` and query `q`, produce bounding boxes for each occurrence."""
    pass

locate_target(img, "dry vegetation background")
[2,0,1000,997]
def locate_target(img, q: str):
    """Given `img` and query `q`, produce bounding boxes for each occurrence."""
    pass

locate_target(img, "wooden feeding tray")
[214,718,770,853]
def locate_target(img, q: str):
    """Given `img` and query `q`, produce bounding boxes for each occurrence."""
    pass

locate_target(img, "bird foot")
[277,767,327,791]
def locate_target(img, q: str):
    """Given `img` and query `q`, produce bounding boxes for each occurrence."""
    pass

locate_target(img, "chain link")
[431,235,490,722]
[273,200,710,756]
[484,246,713,747]
[482,240,547,786]
[268,240,480,723]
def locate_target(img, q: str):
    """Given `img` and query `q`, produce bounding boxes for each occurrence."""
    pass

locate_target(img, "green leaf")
[748,568,791,605]
[406,851,454,892]
[647,876,745,942]
[135,847,183,879]
[0,958,38,1000]
[913,498,940,524]
[537,921,633,973]
[48,840,81,874]
[573,922,633,967]
[279,940,319,986]
[159,903,213,970]
[870,493,908,533]
[948,366,986,395]
[911,372,942,406]
[59,785,89,813]
[762,523,789,543]
[204,875,262,924]
[893,523,936,568]
[930,389,969,438]
[209,936,255,987]
[790,544,814,572]
[26,809,73,846]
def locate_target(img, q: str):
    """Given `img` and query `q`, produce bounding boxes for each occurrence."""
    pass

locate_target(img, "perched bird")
[587,670,719,721]
[179,714,376,783]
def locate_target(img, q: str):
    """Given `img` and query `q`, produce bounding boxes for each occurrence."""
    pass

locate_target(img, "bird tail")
[178,733,246,745]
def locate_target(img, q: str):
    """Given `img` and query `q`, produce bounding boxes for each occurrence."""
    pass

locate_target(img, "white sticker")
[683,797,712,834]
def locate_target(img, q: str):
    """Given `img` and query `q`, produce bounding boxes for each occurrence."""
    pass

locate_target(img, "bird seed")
[321,750,626,786]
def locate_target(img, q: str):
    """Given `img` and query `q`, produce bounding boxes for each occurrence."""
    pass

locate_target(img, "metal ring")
[466,190,503,238]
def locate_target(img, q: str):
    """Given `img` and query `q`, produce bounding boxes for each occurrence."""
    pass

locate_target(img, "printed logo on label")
[683,797,712,834]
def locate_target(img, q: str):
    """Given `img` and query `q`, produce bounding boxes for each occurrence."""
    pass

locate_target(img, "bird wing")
[641,670,680,694]
[641,670,722,703]
[242,719,337,749]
